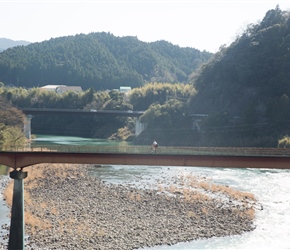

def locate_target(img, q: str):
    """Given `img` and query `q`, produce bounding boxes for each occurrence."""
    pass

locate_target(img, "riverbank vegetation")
[0,96,26,150]
[278,135,290,148]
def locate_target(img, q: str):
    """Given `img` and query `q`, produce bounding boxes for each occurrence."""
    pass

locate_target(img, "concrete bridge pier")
[8,170,28,250]
[23,114,33,140]
[135,117,146,136]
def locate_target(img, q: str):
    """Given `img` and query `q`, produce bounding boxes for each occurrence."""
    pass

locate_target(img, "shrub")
[278,136,290,148]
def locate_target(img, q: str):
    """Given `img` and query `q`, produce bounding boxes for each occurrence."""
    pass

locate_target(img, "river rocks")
[1,164,256,249]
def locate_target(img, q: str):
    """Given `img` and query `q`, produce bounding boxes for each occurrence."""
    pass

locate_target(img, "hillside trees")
[83,91,110,110]
[0,32,212,91]
[187,6,290,146]
[136,98,197,146]
[190,6,290,114]
[129,83,196,111]
[134,83,197,146]
[1,87,98,109]
[140,99,187,129]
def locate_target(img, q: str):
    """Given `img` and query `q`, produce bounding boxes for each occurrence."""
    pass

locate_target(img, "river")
[1,135,290,249]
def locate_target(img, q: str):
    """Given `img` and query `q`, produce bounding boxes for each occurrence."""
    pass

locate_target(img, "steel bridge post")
[8,170,28,250]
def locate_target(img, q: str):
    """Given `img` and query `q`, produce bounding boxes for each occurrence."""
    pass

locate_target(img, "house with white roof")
[40,85,82,94]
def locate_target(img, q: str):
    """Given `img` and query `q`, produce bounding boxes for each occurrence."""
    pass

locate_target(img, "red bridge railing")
[3,145,290,157]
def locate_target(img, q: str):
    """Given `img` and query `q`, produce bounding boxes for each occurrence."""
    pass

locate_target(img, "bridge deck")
[4,145,290,156]
[1,146,290,169]
[21,108,145,117]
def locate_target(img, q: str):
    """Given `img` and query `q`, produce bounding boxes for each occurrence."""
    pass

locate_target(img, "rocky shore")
[1,164,256,249]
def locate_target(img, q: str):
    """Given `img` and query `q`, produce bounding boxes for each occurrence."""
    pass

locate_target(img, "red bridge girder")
[1,151,290,170]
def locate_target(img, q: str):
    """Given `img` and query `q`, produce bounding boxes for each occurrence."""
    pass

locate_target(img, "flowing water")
[1,135,290,249]
[90,165,290,249]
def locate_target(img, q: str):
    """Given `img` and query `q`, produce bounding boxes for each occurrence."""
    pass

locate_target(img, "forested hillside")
[0,33,212,90]
[188,6,290,147]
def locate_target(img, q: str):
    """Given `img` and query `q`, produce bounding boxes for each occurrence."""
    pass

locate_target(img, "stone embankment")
[1,164,256,249]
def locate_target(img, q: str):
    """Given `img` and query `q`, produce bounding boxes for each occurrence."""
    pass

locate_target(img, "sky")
[1,0,290,53]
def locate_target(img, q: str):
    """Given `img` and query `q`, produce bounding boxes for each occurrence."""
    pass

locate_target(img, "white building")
[40,85,82,93]
[119,86,131,93]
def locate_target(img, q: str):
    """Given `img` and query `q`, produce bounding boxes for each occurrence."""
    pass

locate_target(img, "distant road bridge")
[20,108,145,117]
[20,108,146,139]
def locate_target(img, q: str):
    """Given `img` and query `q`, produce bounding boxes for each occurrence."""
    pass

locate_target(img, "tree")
[129,82,195,111]
[0,97,26,150]
[81,88,95,105]
[0,96,25,127]
[0,124,26,150]
[140,99,187,129]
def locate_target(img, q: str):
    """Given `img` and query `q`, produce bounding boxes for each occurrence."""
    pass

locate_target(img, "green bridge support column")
[8,170,28,250]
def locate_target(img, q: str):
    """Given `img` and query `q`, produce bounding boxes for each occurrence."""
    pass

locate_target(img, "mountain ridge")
[0,33,212,90]
[0,38,30,52]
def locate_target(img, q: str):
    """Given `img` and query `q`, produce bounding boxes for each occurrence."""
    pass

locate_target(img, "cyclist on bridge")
[152,140,158,153]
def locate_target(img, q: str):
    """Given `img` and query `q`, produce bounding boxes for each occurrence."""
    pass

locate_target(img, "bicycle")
[148,146,161,154]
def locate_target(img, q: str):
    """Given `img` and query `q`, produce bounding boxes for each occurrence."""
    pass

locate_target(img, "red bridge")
[1,145,290,170]
[2,145,290,249]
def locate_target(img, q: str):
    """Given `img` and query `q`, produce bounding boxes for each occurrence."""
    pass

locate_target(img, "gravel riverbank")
[1,164,256,249]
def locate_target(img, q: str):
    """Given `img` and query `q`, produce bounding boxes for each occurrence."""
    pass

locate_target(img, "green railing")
[3,145,290,157]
